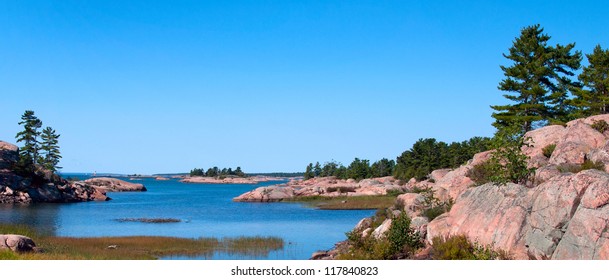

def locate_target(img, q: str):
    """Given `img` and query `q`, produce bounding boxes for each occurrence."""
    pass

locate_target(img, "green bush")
[591,119,609,133]
[340,212,422,260]
[386,212,422,256]
[466,161,494,185]
[386,189,405,197]
[420,188,453,221]
[431,235,510,260]
[542,144,556,158]
[581,158,606,171]
[558,159,605,173]
[487,128,535,185]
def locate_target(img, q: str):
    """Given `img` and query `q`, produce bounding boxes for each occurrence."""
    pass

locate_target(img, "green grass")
[0,224,283,260]
[115,218,181,223]
[287,195,397,210]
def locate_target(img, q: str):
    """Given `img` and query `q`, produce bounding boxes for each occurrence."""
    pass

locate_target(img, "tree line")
[303,136,491,181]
[190,166,246,178]
[304,158,396,180]
[14,110,62,174]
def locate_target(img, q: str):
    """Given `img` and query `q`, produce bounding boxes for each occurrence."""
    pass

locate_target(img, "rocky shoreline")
[83,177,147,192]
[232,176,407,202]
[1,141,147,203]
[232,114,609,260]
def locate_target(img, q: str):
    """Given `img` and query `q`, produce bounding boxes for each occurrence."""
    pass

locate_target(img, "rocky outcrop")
[181,176,275,184]
[327,114,609,260]
[0,140,109,203]
[427,170,609,260]
[233,176,407,202]
[233,185,295,202]
[83,177,147,192]
[0,235,38,252]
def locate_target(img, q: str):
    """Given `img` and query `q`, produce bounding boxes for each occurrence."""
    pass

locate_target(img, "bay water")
[0,175,374,259]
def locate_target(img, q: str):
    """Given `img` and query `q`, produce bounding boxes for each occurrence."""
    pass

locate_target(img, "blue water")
[0,175,373,259]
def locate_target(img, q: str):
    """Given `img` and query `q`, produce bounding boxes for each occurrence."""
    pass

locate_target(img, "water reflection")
[0,203,60,236]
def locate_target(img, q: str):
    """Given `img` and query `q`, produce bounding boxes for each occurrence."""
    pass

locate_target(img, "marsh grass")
[287,195,396,210]
[0,224,284,260]
[115,218,181,223]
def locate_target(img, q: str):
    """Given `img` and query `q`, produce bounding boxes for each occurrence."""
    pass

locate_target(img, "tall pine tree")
[15,110,42,170]
[491,24,581,133]
[570,45,609,117]
[39,127,62,172]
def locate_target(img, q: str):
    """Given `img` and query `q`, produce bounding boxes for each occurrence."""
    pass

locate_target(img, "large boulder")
[372,219,392,239]
[233,186,295,202]
[427,183,531,259]
[428,170,609,260]
[550,170,609,259]
[396,193,426,217]
[0,235,37,252]
[522,125,566,160]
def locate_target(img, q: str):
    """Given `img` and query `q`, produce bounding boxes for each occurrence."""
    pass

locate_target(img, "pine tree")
[313,162,322,177]
[570,45,609,117]
[15,110,42,170]
[491,24,582,133]
[304,163,314,180]
[39,126,62,172]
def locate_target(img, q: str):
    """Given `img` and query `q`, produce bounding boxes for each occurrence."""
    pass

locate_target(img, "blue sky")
[1,1,608,174]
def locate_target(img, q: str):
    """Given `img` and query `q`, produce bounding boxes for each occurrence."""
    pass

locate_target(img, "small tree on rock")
[39,126,62,172]
[15,110,42,172]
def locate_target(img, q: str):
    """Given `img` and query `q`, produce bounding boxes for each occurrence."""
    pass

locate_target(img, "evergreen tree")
[491,24,582,133]
[394,138,448,181]
[235,166,245,177]
[313,162,322,177]
[370,158,395,177]
[346,158,371,180]
[190,168,205,176]
[39,126,62,172]
[304,163,314,180]
[15,110,42,170]
[320,161,339,177]
[570,45,609,117]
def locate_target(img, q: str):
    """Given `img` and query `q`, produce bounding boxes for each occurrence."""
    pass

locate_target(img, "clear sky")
[1,1,608,174]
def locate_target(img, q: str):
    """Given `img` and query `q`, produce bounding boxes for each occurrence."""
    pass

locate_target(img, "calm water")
[0,175,373,260]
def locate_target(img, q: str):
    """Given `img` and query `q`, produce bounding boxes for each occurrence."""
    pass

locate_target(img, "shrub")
[386,212,422,257]
[340,211,422,260]
[487,128,535,185]
[410,186,431,193]
[557,163,583,173]
[542,144,556,158]
[386,189,405,197]
[431,235,510,260]
[420,188,453,221]
[466,161,494,185]
[591,120,609,133]
[558,159,605,173]
[581,158,606,171]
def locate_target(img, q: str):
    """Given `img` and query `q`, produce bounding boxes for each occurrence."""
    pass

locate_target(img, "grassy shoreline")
[0,224,283,260]
[286,195,397,210]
